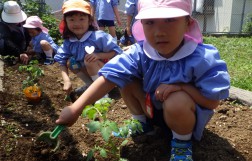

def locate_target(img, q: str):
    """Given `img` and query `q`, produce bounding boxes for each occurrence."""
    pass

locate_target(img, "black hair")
[35,27,42,32]
[62,11,97,39]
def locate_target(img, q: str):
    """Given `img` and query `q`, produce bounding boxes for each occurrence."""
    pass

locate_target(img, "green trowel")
[37,125,65,152]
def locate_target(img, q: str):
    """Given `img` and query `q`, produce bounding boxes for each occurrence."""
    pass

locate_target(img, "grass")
[204,36,252,92]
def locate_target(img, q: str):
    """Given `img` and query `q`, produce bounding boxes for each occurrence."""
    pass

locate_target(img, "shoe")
[44,57,54,65]
[69,85,89,102]
[112,121,155,138]
[170,139,193,161]
[74,85,89,96]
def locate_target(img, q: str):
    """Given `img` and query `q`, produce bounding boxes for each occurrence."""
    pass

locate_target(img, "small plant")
[82,98,143,161]
[18,60,44,102]
[18,60,44,89]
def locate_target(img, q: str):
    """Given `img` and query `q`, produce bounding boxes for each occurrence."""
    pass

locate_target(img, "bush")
[242,13,252,34]
[22,0,62,45]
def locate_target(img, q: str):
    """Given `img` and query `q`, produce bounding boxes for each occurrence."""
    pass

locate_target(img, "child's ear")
[186,17,194,32]
[188,17,194,26]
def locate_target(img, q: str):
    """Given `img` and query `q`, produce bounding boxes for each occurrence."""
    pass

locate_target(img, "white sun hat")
[1,1,27,23]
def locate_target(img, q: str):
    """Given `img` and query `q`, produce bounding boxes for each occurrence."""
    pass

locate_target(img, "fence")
[192,0,252,34]
[0,0,252,35]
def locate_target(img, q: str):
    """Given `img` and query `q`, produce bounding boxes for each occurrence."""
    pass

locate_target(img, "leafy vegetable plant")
[82,98,143,161]
[18,60,44,89]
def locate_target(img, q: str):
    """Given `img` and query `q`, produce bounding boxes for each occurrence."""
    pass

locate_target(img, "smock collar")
[69,31,92,42]
[143,38,198,61]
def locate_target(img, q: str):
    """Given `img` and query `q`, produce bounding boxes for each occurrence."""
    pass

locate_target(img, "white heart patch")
[107,0,111,3]
[85,46,95,54]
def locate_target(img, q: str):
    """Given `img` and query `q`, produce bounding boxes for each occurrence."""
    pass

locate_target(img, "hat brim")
[63,8,90,15]
[135,8,189,19]
[23,24,49,33]
[23,24,36,28]
[132,18,203,43]
[1,10,27,23]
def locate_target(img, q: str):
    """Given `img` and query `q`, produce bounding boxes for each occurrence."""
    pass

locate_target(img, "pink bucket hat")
[23,16,49,33]
[132,0,203,43]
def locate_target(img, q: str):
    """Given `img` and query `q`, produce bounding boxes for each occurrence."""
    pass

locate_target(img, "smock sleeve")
[54,41,72,66]
[91,31,123,55]
[191,44,230,100]
[99,44,142,88]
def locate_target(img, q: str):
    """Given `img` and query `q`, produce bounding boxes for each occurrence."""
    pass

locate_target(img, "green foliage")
[116,26,124,40]
[82,98,112,120]
[82,98,142,161]
[18,60,44,89]
[204,36,252,91]
[242,13,252,33]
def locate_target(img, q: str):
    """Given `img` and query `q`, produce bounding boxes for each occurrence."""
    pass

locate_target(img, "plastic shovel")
[37,125,65,152]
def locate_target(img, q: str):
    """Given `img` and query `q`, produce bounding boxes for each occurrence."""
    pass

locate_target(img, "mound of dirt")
[0,63,252,161]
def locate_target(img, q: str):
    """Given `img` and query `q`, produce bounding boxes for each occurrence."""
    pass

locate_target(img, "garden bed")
[0,63,252,161]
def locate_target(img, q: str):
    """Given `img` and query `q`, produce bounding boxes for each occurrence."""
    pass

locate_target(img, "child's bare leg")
[120,79,146,115]
[67,60,93,86]
[108,26,117,44]
[108,26,116,37]
[163,91,196,135]
[84,59,104,77]
[85,60,109,97]
[40,40,53,57]
[118,79,154,135]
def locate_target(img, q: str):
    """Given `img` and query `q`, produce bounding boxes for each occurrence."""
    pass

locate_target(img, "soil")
[0,62,252,161]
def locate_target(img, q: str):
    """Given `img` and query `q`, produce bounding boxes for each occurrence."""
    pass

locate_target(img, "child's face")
[65,13,91,39]
[142,16,190,58]
[27,28,40,37]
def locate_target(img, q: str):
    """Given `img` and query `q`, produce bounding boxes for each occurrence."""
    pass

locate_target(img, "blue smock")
[90,0,119,21]
[99,39,230,140]
[32,32,58,54]
[55,31,123,66]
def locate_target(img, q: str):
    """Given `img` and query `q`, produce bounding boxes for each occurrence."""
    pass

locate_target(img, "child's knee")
[40,40,49,47]
[163,91,195,116]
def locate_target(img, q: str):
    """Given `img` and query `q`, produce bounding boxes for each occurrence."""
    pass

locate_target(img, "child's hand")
[85,53,100,63]
[155,84,181,101]
[20,53,29,64]
[63,81,72,95]
[56,105,80,126]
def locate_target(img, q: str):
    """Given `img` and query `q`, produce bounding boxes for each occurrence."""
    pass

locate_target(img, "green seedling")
[82,98,143,161]
[18,60,44,89]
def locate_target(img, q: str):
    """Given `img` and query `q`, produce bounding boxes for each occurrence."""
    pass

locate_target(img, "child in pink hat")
[55,0,230,160]
[20,16,59,65]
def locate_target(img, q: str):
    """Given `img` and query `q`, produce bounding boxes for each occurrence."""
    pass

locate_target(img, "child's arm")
[113,6,122,26]
[179,83,220,109]
[59,65,72,95]
[155,83,220,110]
[56,76,116,126]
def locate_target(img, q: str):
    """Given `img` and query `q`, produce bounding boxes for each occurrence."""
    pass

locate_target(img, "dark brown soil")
[0,62,252,161]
